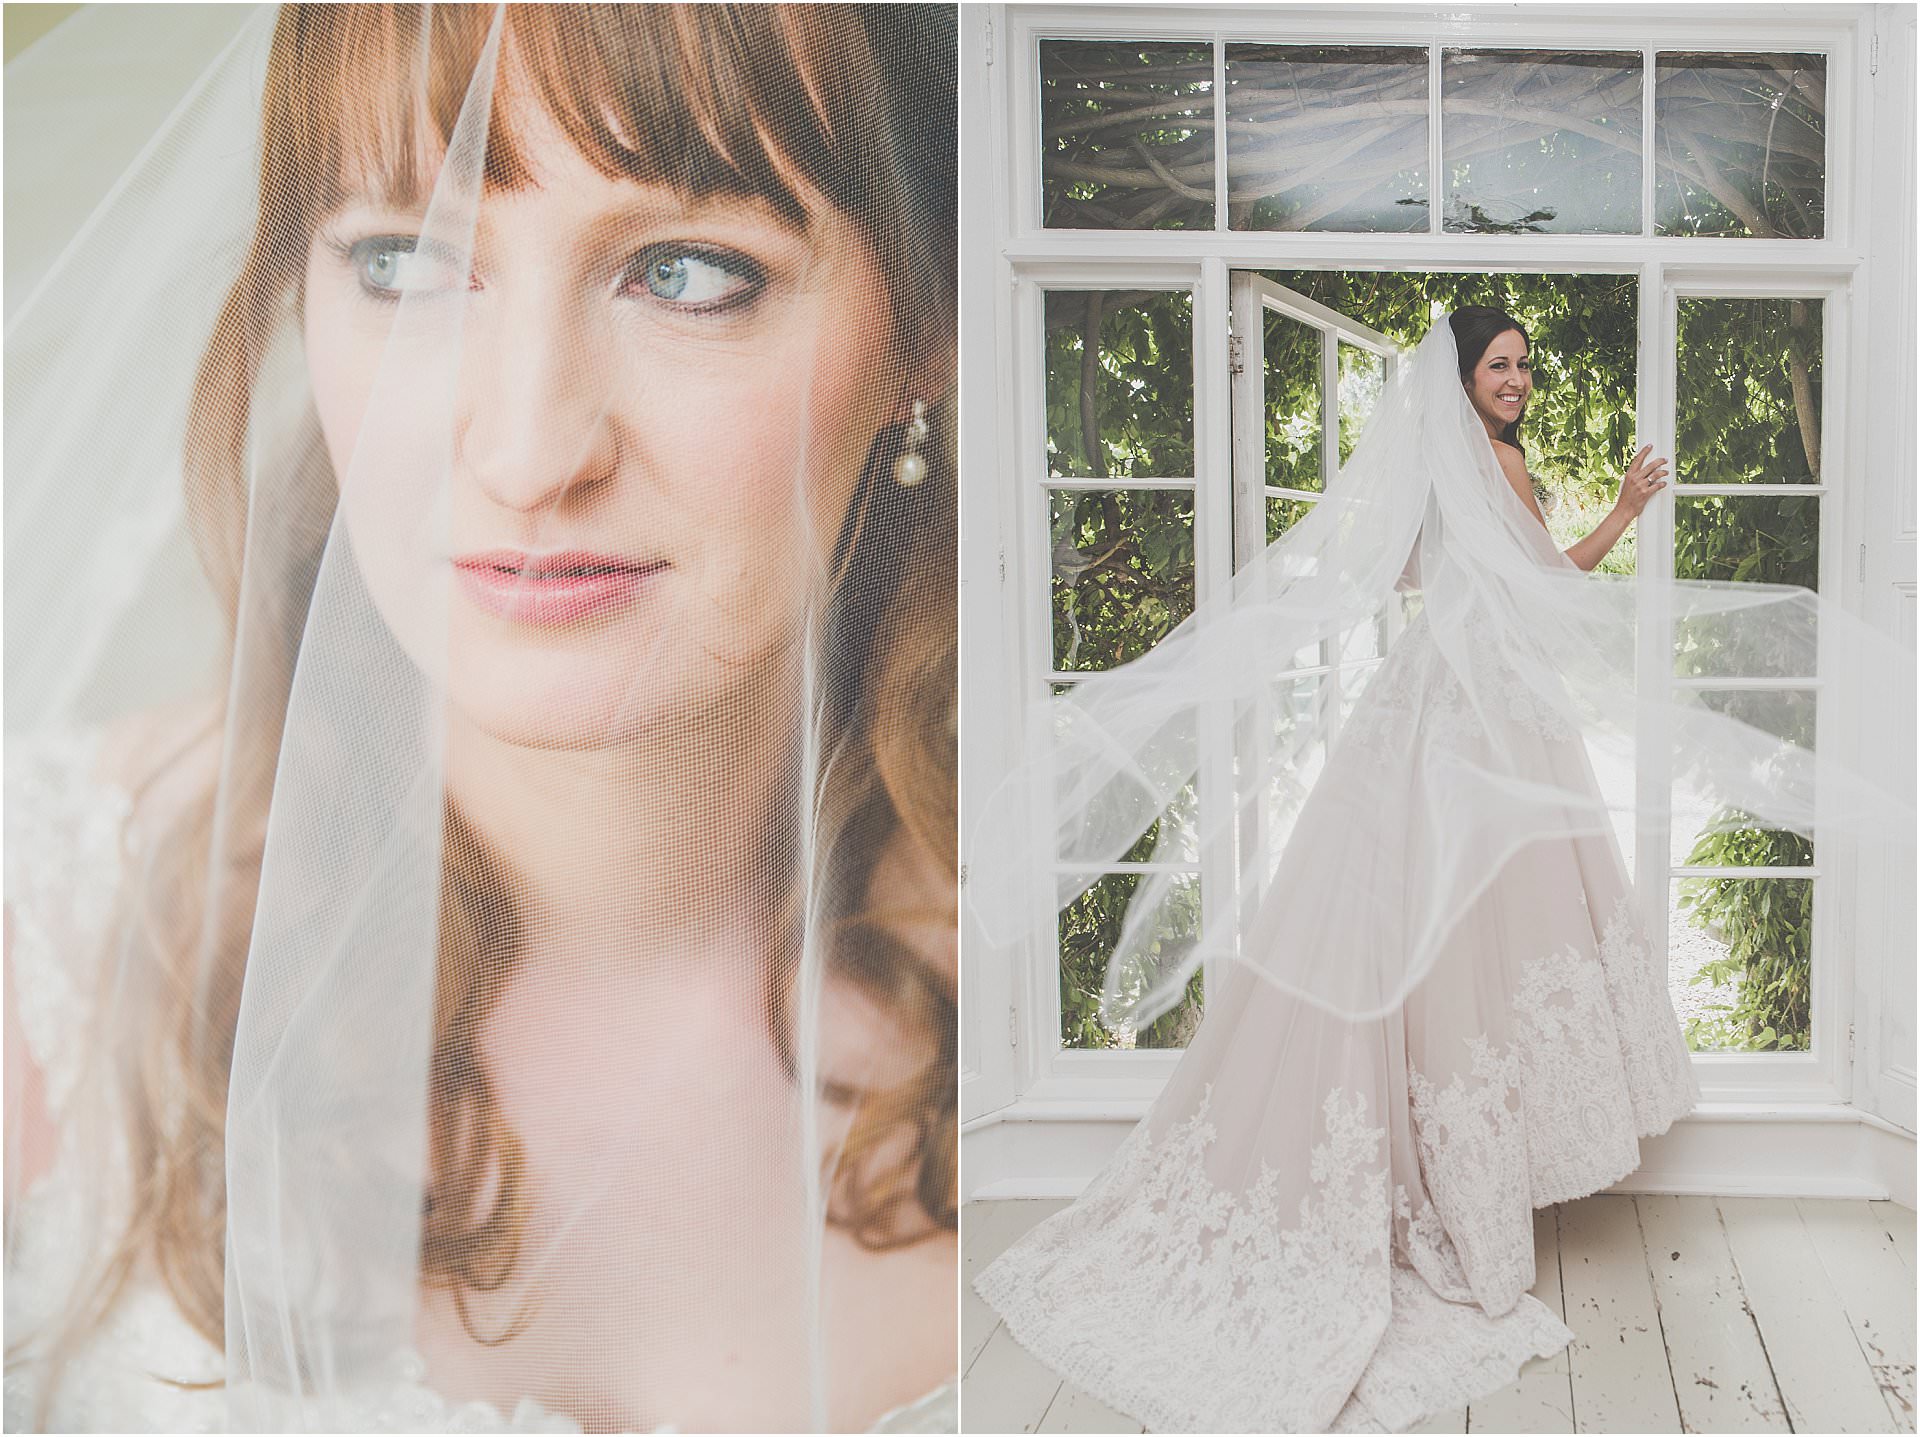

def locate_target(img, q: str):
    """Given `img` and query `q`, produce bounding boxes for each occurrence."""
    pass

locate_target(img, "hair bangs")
[505,5,887,229]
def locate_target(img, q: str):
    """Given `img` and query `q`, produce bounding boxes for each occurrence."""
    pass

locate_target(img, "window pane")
[1046,289,1194,479]
[1442,49,1642,234]
[1672,493,1820,678]
[1263,307,1322,490]
[1050,488,1195,672]
[1674,495,1819,587]
[1671,688,1817,865]
[1059,872,1204,1049]
[1258,675,1330,869]
[1338,614,1385,663]
[1673,495,1820,678]
[1041,40,1215,230]
[1048,683,1202,866]
[1655,53,1827,238]
[1672,876,1813,1053]
[1224,44,1428,232]
[1266,493,1316,544]
[1337,344,1387,466]
[1676,297,1822,484]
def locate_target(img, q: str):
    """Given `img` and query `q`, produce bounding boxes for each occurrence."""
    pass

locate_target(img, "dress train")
[973,612,1699,1433]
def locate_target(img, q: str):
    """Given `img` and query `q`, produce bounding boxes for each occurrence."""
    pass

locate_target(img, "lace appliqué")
[1328,1265,1573,1434]
[1463,623,1580,744]
[1596,894,1700,1135]
[1340,605,1583,763]
[973,1085,1394,1434]
[1507,944,1642,1207]
[1339,620,1481,760]
[1407,899,1703,1264]
[1407,1035,1534,1313]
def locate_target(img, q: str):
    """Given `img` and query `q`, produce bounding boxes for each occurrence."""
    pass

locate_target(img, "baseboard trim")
[964,1101,1918,1207]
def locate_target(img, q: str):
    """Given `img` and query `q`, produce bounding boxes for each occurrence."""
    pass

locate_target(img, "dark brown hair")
[1449,304,1530,453]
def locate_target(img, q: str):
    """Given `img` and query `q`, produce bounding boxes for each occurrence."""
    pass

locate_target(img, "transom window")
[1038,39,1828,237]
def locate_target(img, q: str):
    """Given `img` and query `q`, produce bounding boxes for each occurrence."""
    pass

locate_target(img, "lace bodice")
[2,730,956,1434]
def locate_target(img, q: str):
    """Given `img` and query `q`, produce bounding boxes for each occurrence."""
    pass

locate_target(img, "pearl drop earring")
[893,399,929,488]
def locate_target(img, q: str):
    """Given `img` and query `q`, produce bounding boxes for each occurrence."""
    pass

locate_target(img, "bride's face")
[1464,328,1532,434]
[301,103,894,749]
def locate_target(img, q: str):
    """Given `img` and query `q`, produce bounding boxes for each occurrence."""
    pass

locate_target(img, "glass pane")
[1672,876,1813,1053]
[1338,613,1385,664]
[1442,50,1642,234]
[1264,307,1322,490]
[1041,40,1215,231]
[1259,674,1330,869]
[1050,488,1195,672]
[1046,289,1194,479]
[1224,44,1429,232]
[1671,688,1817,865]
[1655,53,1827,238]
[1267,493,1316,544]
[1673,494,1820,678]
[1676,297,1822,484]
[1337,344,1386,466]
[1059,872,1204,1049]
[1674,495,1819,588]
[1049,685,1202,864]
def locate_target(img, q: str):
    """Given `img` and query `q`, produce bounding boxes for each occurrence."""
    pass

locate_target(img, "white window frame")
[962,3,1910,1130]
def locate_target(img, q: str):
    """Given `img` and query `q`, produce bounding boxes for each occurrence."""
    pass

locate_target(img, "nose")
[456,286,619,518]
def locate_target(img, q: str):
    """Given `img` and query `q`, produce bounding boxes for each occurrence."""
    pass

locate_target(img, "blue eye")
[628,247,762,310]
[344,236,465,298]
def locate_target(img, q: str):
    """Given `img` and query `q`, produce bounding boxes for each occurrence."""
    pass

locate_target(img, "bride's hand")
[1614,445,1670,518]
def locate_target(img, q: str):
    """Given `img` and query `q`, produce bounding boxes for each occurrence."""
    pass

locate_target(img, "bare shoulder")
[1490,438,1530,476]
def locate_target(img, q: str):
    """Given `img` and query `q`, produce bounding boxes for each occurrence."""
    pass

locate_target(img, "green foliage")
[1051,489,1195,672]
[1057,871,1205,1050]
[1678,860,1813,1053]
[1676,298,1822,484]
[1046,290,1195,479]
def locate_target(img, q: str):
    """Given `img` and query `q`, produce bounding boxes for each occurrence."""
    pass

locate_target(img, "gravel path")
[1666,892,1742,1032]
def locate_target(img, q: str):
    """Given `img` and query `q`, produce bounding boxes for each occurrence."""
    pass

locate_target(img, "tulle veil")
[5,5,958,1431]
[966,308,1914,1034]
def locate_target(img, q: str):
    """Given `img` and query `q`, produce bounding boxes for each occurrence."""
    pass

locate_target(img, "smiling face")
[1464,327,1532,437]
[301,98,895,749]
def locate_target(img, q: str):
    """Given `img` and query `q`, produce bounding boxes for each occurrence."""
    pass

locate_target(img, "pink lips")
[452,549,667,624]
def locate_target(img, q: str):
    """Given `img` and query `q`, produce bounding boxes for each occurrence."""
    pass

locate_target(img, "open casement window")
[1225,277,1401,937]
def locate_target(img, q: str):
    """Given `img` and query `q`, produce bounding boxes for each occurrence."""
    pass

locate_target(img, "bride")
[969,304,1885,1432]
[4,5,956,1432]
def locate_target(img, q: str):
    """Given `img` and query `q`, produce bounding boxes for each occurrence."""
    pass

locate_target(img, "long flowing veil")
[968,311,1914,1032]
[5,5,957,1431]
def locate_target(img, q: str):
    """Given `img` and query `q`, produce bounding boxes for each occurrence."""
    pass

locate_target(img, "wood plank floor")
[961,1195,1916,1434]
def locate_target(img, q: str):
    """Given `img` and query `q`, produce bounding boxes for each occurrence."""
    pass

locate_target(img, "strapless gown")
[973,609,1699,1433]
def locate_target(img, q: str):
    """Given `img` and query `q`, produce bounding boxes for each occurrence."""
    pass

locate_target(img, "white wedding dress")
[973,601,1700,1434]
[2,729,958,1435]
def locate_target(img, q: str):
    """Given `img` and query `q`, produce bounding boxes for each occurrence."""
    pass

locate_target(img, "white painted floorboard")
[960,1196,1916,1434]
